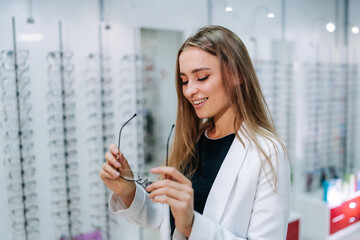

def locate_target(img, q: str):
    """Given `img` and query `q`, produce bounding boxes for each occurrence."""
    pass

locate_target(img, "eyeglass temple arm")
[118,113,137,151]
[166,124,175,166]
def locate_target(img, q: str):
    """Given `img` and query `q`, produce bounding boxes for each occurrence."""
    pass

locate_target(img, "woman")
[100,25,290,239]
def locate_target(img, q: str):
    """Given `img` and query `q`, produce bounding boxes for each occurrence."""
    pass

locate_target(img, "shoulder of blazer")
[237,124,285,158]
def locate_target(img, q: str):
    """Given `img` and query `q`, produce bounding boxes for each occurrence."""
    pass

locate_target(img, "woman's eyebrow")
[191,67,211,73]
[180,67,211,76]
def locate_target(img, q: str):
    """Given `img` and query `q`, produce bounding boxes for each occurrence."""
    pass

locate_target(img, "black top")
[170,132,235,237]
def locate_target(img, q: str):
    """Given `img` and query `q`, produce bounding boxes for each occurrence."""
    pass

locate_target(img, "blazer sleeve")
[188,143,291,240]
[108,183,164,231]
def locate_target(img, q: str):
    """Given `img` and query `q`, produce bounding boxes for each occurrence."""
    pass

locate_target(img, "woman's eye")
[198,75,209,81]
[182,81,188,85]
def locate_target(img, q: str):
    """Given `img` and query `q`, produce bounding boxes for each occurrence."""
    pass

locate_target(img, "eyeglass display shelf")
[292,190,360,240]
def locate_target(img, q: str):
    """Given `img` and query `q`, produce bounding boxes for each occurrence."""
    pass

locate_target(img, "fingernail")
[114,170,120,176]
[114,149,119,154]
[116,154,120,160]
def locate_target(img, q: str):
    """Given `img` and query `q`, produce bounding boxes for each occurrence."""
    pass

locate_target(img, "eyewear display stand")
[84,23,116,240]
[254,60,301,240]
[1,17,38,240]
[302,63,358,193]
[294,62,359,240]
[47,21,81,240]
[0,15,150,240]
[255,60,294,162]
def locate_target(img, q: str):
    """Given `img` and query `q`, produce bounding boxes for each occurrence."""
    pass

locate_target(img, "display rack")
[47,21,81,240]
[1,17,38,240]
[303,63,357,192]
[118,53,145,173]
[255,60,294,157]
[84,23,116,240]
[0,16,149,240]
[293,62,359,240]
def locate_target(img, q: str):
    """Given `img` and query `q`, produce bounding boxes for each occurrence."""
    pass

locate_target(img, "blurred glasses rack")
[83,23,118,240]
[46,21,81,240]
[303,62,358,193]
[0,17,38,240]
[255,60,294,158]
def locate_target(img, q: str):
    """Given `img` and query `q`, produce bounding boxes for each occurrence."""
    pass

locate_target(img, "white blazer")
[109,129,291,240]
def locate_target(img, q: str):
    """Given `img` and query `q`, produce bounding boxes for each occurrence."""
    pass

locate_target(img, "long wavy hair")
[168,25,287,188]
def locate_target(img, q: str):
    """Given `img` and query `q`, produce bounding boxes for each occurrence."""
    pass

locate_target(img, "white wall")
[1,0,358,63]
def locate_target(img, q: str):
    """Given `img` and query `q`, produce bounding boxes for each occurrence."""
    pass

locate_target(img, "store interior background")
[0,0,359,239]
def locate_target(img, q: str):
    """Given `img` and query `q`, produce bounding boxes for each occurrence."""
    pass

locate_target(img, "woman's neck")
[207,107,239,139]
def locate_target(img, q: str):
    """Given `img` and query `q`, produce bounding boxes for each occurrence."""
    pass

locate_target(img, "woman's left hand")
[146,166,194,237]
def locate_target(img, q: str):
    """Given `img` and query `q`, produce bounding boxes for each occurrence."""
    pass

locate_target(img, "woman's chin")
[195,111,211,119]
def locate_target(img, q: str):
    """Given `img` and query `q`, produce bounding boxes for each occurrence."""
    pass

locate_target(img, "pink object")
[60,230,102,240]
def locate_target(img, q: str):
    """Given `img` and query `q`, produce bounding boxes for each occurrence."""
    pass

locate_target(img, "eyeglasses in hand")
[117,113,174,189]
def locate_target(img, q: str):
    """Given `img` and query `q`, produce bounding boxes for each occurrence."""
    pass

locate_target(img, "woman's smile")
[192,97,208,107]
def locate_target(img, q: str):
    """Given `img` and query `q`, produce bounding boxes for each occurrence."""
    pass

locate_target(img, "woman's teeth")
[194,98,208,105]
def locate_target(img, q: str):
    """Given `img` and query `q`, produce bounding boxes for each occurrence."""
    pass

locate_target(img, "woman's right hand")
[99,144,136,207]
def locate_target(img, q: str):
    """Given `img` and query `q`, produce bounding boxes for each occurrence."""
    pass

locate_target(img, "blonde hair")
[168,25,287,187]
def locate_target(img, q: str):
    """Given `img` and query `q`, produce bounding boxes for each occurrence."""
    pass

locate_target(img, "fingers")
[107,145,132,171]
[146,166,194,238]
[109,144,120,157]
[146,179,188,193]
[105,151,122,169]
[150,193,182,206]
[101,144,134,181]
[148,183,193,202]
[100,162,120,179]
[99,169,112,180]
[150,166,191,185]
[146,169,193,202]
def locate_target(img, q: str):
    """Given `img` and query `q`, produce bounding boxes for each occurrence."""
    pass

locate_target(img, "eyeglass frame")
[117,113,175,188]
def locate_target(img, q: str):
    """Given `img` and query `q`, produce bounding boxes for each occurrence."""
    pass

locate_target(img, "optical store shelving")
[83,24,127,240]
[255,60,294,157]
[46,21,82,240]
[0,17,145,240]
[1,17,38,240]
[293,62,360,240]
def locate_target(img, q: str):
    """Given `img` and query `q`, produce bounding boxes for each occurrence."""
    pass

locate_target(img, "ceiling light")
[267,13,275,18]
[351,26,359,34]
[326,22,336,32]
[225,7,233,12]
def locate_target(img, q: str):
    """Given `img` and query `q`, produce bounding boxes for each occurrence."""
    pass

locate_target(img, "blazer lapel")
[202,130,250,223]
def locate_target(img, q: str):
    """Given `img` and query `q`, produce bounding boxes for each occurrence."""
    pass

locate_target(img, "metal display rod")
[58,20,74,240]
[12,16,30,240]
[98,23,112,240]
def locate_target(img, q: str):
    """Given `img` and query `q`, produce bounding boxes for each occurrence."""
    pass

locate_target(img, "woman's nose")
[184,81,199,98]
